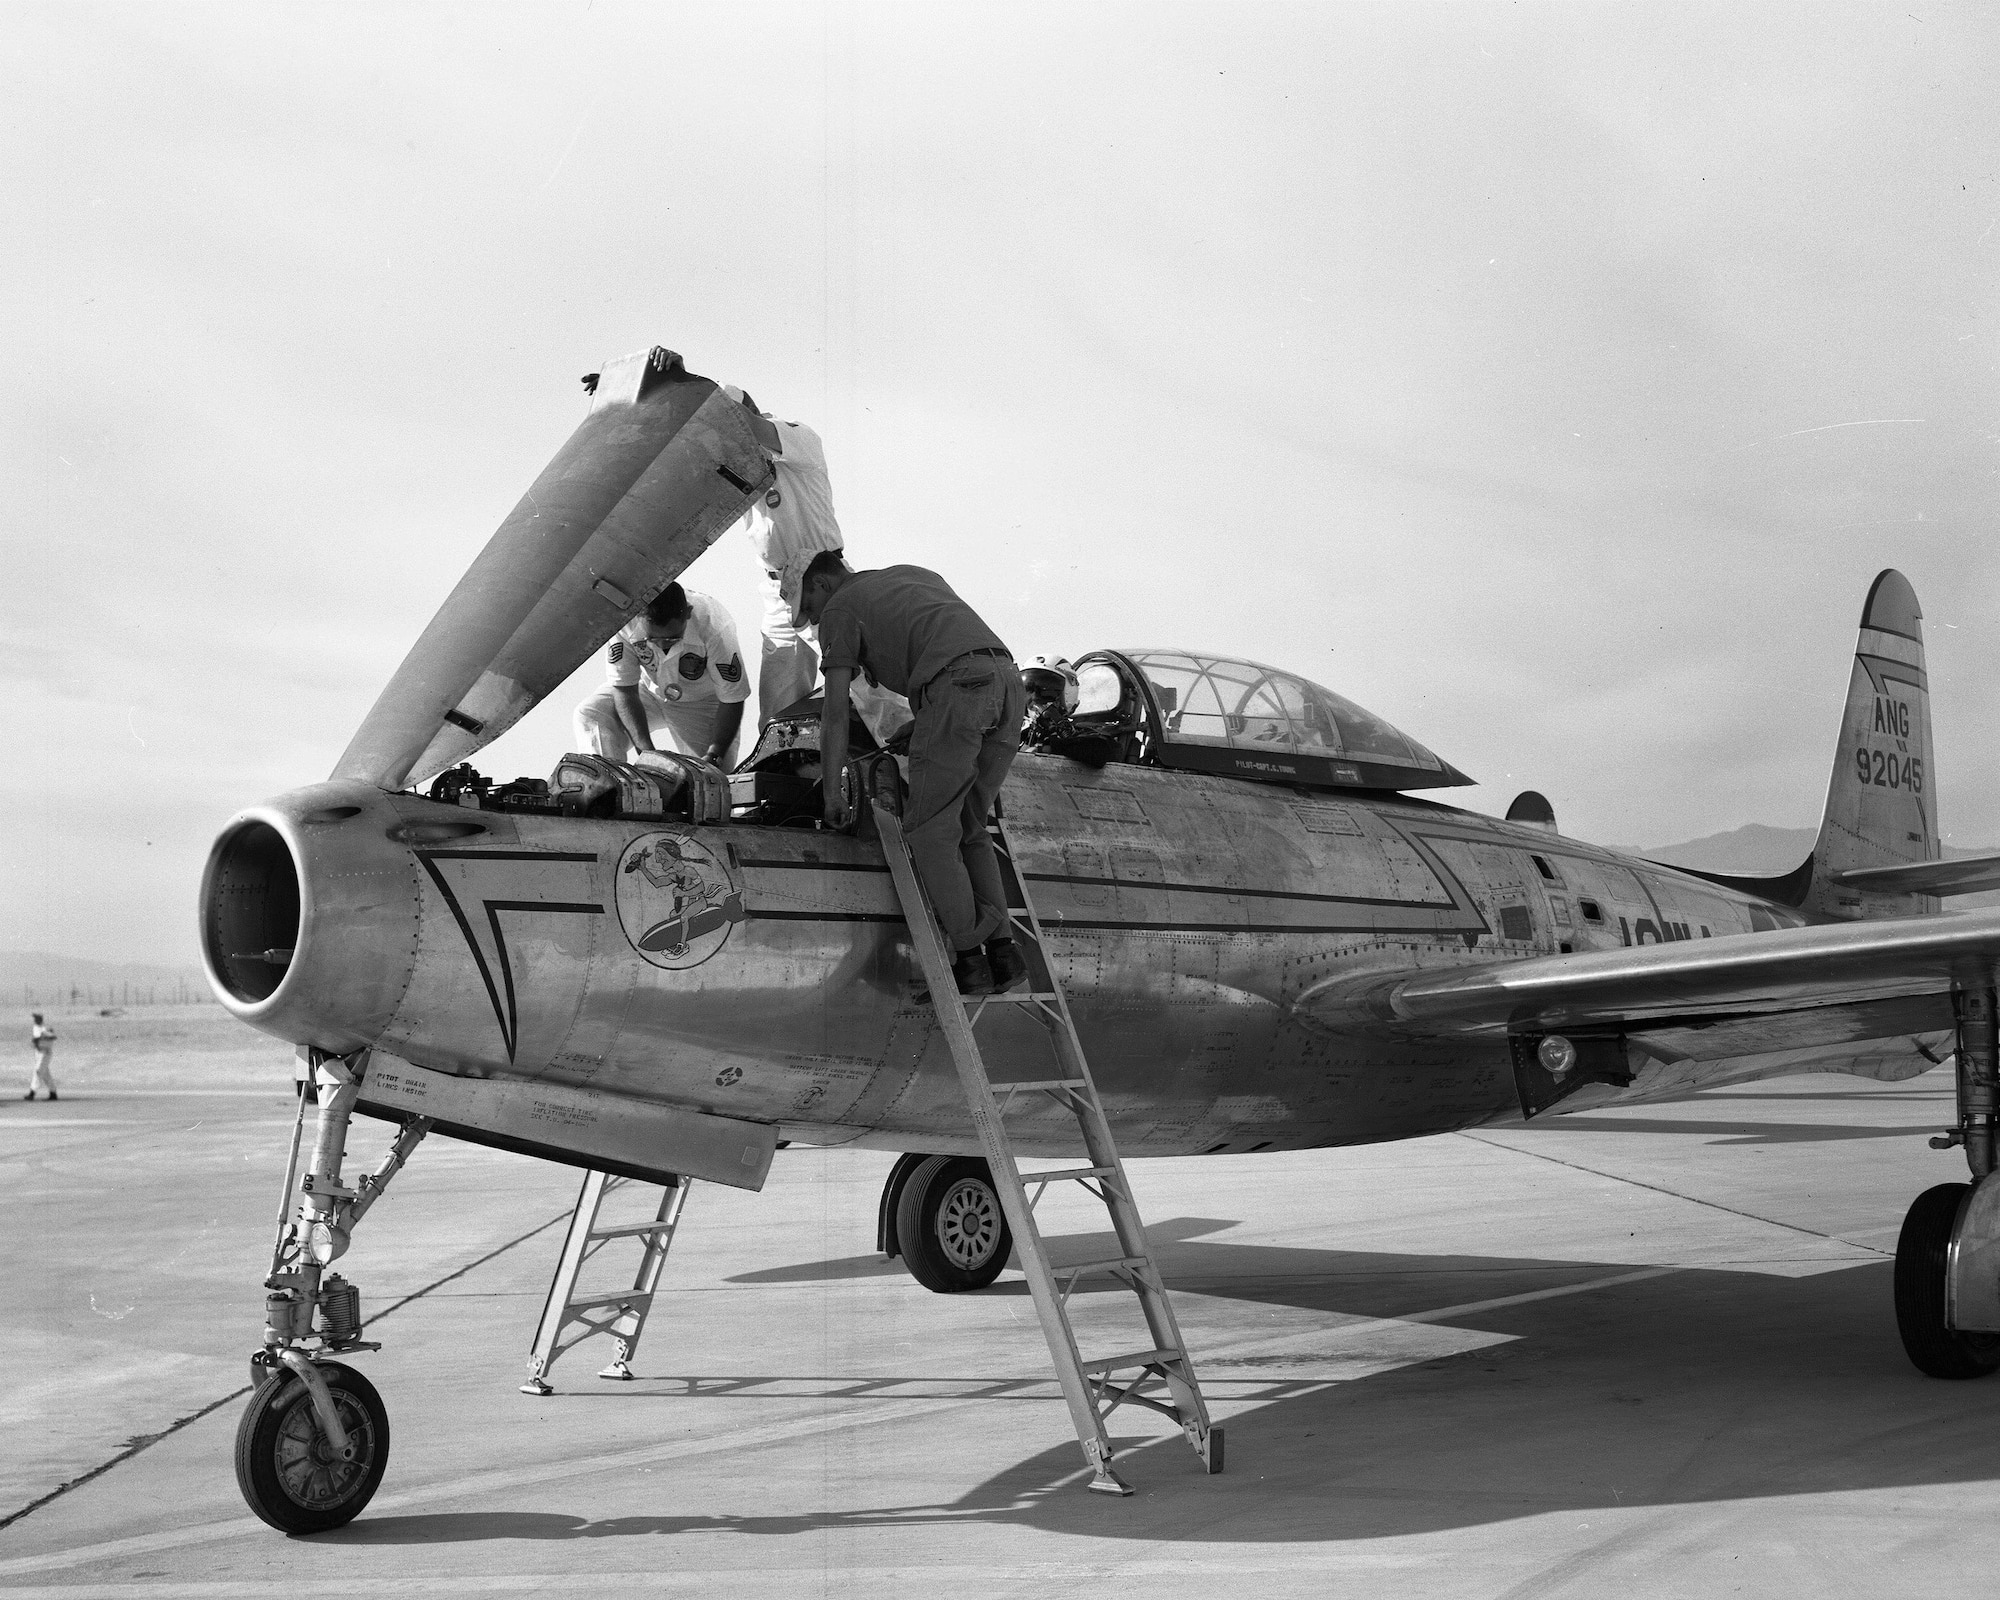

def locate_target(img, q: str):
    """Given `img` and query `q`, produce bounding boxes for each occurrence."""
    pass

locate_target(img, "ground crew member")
[572,583,750,768]
[800,552,1027,996]
[722,387,911,743]
[722,387,838,721]
[24,1013,56,1102]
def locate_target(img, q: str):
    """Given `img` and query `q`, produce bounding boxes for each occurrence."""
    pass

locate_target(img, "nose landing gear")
[236,1049,428,1533]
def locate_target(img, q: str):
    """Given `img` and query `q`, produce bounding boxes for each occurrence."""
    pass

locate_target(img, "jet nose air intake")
[199,783,423,1055]
[203,819,301,1005]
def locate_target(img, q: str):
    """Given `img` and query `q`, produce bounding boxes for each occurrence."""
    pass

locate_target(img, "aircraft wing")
[1833,855,2000,898]
[1336,908,2000,1037]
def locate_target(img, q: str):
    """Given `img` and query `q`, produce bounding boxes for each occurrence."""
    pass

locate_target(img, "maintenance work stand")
[521,1170,692,1394]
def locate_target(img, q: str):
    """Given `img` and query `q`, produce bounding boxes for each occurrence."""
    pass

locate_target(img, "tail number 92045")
[1857,747,1923,793]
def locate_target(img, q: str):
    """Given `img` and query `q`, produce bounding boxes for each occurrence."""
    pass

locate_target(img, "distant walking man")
[801,554,1028,996]
[573,584,750,769]
[24,1013,56,1102]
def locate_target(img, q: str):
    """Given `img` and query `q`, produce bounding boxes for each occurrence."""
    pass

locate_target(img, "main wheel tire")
[235,1361,390,1533]
[1894,1183,2000,1380]
[895,1155,1012,1293]
[877,1151,934,1260]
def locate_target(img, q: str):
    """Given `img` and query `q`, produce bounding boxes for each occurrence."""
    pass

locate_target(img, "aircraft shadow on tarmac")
[1529,1115,1926,1145]
[730,1215,1863,1320]
[723,1215,1245,1288]
[721,1214,1552,1308]
[1698,1088,1949,1101]
[323,1249,2000,1547]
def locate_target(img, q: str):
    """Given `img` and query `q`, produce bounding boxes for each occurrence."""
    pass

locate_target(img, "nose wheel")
[234,1361,390,1533]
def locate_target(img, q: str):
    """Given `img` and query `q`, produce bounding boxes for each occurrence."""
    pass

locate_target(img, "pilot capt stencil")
[572,582,750,768]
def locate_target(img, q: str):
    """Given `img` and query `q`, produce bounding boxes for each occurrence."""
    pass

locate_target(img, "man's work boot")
[985,938,1028,993]
[953,949,995,996]
[46,1091,57,1102]
[914,948,994,1006]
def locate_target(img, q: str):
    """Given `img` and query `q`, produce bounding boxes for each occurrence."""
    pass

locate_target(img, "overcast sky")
[8,1,1996,968]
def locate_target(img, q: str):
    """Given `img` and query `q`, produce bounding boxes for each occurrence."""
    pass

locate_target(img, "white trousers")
[27,1047,55,1096]
[572,687,741,768]
[757,571,819,722]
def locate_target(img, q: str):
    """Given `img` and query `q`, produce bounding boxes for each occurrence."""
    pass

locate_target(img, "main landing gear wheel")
[1894,1183,2000,1380]
[234,1362,390,1533]
[896,1155,1013,1293]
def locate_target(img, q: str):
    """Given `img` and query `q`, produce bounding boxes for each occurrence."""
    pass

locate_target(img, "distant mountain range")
[1615,823,1998,872]
[1611,824,2000,909]
[1610,823,1819,874]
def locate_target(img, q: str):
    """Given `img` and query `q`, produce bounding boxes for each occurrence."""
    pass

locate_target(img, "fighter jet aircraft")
[202,346,2000,1532]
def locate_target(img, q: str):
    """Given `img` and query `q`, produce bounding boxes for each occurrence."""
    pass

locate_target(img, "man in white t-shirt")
[723,388,911,744]
[25,1013,56,1102]
[572,584,751,768]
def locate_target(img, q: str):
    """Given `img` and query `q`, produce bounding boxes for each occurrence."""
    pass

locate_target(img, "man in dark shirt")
[801,553,1028,995]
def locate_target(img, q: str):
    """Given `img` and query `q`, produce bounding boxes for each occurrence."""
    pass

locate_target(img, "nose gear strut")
[237,1047,430,1532]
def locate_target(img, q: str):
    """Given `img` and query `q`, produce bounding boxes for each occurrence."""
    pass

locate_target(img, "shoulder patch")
[716,653,743,685]
[607,640,624,664]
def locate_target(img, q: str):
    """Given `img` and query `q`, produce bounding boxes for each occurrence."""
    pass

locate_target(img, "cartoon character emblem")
[614,832,746,970]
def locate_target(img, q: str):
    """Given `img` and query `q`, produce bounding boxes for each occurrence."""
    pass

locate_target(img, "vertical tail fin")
[1802,568,1939,918]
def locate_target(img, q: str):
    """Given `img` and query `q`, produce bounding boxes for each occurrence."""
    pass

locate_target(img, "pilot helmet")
[1019,655,1079,712]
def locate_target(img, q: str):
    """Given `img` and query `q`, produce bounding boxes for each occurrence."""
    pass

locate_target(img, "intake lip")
[199,782,422,1053]
[201,816,303,1006]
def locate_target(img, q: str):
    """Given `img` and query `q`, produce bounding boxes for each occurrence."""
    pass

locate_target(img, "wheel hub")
[276,1395,369,1506]
[936,1177,1001,1270]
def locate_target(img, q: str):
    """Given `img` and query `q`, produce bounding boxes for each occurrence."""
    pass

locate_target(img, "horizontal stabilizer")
[1833,854,2000,899]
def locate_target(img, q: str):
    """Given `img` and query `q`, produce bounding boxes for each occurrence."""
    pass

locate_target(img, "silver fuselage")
[208,752,1934,1165]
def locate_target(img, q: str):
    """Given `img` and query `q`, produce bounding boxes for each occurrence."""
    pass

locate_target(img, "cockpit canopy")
[1069,648,1475,792]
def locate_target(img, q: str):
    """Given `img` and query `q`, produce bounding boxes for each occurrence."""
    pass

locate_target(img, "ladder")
[873,801,1222,1495]
[520,1169,691,1395]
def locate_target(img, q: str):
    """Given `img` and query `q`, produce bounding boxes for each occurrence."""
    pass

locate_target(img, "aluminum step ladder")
[873,801,1222,1495]
[520,1169,691,1394]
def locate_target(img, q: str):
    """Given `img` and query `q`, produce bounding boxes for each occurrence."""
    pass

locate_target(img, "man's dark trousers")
[903,654,1028,952]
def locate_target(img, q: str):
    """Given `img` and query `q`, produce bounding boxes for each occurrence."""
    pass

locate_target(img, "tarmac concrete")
[6,1006,2000,1596]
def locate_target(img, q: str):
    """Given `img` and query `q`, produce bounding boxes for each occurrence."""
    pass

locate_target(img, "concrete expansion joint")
[1454,1130,1895,1256]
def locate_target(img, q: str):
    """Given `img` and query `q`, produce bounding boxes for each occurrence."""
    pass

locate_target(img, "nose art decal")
[617,833,746,970]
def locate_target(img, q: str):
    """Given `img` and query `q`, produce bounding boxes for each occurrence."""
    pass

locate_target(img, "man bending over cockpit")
[800,552,1028,998]
[572,583,750,769]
